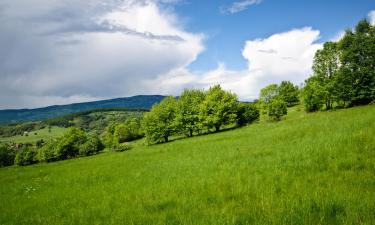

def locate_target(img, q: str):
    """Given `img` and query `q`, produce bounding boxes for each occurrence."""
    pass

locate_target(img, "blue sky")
[173,0,375,71]
[0,0,374,109]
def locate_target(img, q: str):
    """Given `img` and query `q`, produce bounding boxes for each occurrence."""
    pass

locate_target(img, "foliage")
[1,105,374,224]
[113,142,133,152]
[303,19,375,111]
[267,98,287,121]
[79,134,104,156]
[199,85,238,132]
[0,144,15,167]
[278,81,300,106]
[14,147,38,166]
[142,97,178,144]
[236,103,260,126]
[175,89,206,137]
[113,118,144,143]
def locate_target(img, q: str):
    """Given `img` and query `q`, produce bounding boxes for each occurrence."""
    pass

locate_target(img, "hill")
[0,95,165,124]
[0,105,374,224]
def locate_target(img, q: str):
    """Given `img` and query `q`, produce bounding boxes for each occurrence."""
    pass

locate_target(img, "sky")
[0,0,374,109]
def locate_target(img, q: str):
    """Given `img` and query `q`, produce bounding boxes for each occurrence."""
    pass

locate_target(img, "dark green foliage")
[303,19,375,111]
[199,85,238,132]
[338,19,375,106]
[278,81,300,106]
[303,77,324,112]
[0,122,40,138]
[79,134,104,156]
[0,144,15,167]
[38,127,88,162]
[267,98,287,121]
[14,147,38,166]
[236,103,260,126]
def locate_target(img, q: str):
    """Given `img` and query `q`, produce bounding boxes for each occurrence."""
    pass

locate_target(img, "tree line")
[302,19,375,111]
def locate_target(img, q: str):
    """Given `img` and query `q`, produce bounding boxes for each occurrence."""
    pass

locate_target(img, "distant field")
[0,126,67,143]
[0,105,374,224]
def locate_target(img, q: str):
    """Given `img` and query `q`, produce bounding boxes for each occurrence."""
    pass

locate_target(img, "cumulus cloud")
[369,10,375,25]
[0,0,203,109]
[146,27,322,100]
[221,0,262,14]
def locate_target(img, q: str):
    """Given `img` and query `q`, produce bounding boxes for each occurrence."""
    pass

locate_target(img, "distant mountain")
[0,95,166,124]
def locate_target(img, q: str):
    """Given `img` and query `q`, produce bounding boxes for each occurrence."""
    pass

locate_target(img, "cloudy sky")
[0,0,374,109]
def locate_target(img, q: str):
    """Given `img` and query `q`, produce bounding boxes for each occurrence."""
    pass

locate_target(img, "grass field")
[0,126,68,144]
[0,105,374,224]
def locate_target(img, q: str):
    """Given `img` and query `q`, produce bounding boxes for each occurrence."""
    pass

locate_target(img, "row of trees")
[303,19,375,111]
[142,85,260,144]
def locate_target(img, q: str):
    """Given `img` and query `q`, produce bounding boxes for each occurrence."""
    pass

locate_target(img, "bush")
[113,142,132,152]
[268,98,287,121]
[55,127,87,160]
[79,135,104,156]
[0,144,15,167]
[236,103,260,126]
[38,139,60,162]
[15,147,38,166]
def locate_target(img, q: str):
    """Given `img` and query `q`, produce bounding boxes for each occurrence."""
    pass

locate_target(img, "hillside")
[0,105,374,224]
[0,95,165,124]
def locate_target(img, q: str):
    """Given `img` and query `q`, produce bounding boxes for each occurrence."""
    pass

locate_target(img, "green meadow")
[0,105,374,225]
[0,126,67,144]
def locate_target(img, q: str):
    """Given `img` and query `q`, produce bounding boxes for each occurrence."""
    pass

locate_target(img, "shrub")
[268,98,287,121]
[113,143,132,152]
[15,147,38,166]
[79,135,104,156]
[37,139,60,162]
[236,103,260,126]
[0,144,15,167]
[55,127,87,159]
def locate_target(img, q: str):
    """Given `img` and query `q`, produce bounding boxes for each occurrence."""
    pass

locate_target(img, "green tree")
[15,147,38,166]
[199,85,238,132]
[312,41,340,110]
[302,76,324,112]
[267,98,287,121]
[278,81,300,106]
[79,134,104,156]
[338,19,375,105]
[259,84,279,114]
[236,103,260,126]
[55,127,87,160]
[0,144,15,167]
[142,96,178,144]
[175,89,206,137]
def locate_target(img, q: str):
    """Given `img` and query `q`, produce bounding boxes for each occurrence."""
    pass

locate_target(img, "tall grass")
[0,105,374,224]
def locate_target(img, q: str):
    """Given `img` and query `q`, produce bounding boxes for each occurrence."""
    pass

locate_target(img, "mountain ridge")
[0,95,166,124]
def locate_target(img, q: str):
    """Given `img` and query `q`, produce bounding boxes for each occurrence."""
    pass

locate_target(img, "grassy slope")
[0,106,374,225]
[0,126,67,143]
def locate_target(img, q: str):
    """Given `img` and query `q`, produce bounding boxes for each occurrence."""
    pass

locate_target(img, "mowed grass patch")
[0,126,68,144]
[0,105,375,224]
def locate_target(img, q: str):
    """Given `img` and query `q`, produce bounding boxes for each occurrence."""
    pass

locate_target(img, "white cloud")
[0,0,203,109]
[369,10,375,25]
[221,0,262,14]
[145,27,322,100]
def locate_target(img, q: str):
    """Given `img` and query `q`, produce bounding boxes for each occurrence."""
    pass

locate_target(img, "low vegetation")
[0,105,374,224]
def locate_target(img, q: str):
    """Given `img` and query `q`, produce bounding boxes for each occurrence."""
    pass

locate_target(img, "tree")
[0,144,15,167]
[142,96,178,144]
[259,84,279,114]
[302,76,324,112]
[267,98,287,121]
[312,41,340,110]
[278,81,300,106]
[15,147,38,166]
[199,85,238,132]
[338,19,375,105]
[55,127,87,160]
[79,134,104,156]
[236,103,260,126]
[175,89,206,137]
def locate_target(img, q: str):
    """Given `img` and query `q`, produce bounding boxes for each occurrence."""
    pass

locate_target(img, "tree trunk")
[215,125,220,132]
[189,129,193,137]
[164,136,168,142]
